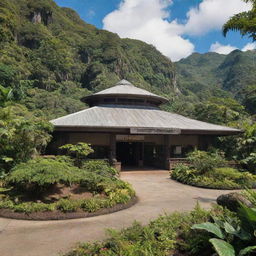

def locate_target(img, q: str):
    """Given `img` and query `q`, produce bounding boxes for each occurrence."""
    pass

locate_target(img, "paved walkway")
[0,171,235,256]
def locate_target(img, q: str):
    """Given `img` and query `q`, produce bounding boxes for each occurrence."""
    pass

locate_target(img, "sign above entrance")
[130,128,181,135]
[116,135,145,142]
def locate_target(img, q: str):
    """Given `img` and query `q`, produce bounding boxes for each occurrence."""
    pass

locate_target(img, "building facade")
[50,80,241,170]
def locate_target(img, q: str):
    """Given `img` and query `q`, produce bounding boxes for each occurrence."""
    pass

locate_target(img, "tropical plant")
[192,204,256,256]
[171,164,256,189]
[65,205,236,256]
[6,158,82,194]
[188,150,226,173]
[241,153,256,173]
[223,0,256,41]
[60,143,94,167]
[82,160,118,178]
[237,123,256,160]
[0,105,53,171]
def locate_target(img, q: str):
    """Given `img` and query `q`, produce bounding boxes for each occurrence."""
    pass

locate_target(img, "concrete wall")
[69,133,110,146]
[169,135,198,146]
[144,135,164,145]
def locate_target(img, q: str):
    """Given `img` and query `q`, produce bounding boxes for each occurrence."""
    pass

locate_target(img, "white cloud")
[103,0,194,61]
[184,0,252,35]
[102,0,253,61]
[210,42,237,54]
[242,42,256,51]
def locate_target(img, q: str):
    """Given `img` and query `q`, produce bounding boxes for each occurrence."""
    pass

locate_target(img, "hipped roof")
[51,105,241,135]
[82,80,168,104]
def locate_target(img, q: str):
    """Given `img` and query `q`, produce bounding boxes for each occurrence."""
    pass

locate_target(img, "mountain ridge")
[0,0,255,120]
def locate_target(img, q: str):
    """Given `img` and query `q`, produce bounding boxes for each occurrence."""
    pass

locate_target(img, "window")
[117,98,144,104]
[104,98,115,103]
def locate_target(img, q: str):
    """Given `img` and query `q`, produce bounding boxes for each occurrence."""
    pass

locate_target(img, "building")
[50,80,241,170]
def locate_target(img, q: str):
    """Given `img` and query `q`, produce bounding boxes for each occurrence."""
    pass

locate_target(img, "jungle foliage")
[0,104,53,175]
[192,188,256,256]
[0,0,176,119]
[0,0,256,123]
[171,151,256,189]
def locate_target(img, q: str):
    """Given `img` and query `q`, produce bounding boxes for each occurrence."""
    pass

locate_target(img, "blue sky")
[54,0,255,61]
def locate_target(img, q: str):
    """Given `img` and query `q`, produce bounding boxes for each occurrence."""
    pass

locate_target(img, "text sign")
[130,128,181,135]
[116,135,145,142]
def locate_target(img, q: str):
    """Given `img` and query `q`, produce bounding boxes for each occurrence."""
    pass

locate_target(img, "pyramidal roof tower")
[82,79,168,107]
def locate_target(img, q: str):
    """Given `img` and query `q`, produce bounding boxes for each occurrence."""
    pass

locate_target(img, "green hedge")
[171,164,256,189]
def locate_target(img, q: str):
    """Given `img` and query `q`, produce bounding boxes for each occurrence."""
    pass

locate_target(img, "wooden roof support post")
[164,135,171,170]
[109,133,118,164]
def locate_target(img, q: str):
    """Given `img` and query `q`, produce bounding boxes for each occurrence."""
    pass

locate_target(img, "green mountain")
[1,0,255,120]
[176,50,256,100]
[0,0,176,118]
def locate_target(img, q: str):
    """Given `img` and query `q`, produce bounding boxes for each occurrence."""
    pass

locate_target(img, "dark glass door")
[116,142,142,166]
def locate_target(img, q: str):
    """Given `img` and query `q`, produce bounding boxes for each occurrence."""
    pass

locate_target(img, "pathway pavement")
[0,171,235,256]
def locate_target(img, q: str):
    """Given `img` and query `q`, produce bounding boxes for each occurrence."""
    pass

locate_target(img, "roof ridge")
[116,79,134,86]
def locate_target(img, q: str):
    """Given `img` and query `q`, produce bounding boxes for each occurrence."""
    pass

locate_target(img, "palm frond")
[223,11,256,40]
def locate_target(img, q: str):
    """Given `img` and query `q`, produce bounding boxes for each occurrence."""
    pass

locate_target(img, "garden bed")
[0,196,138,220]
[171,151,256,190]
[0,157,136,220]
[171,166,256,190]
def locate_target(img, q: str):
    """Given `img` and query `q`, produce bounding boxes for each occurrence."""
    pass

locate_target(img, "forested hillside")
[0,0,255,122]
[175,50,256,120]
[176,50,256,100]
[0,0,176,118]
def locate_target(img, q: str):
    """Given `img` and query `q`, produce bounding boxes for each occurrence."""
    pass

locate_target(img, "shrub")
[82,160,118,178]
[0,199,55,213]
[56,199,81,213]
[0,105,53,172]
[0,178,135,214]
[0,160,135,214]
[81,198,102,212]
[243,189,256,207]
[55,155,74,166]
[64,204,213,256]
[171,165,256,189]
[188,150,226,173]
[192,204,256,256]
[12,202,55,213]
[241,153,256,174]
[6,158,82,194]
[59,143,94,167]
[171,164,196,184]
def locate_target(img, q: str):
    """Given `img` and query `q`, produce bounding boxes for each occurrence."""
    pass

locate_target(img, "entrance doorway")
[116,142,143,167]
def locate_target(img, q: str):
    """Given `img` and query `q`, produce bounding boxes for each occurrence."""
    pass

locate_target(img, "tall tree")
[223,0,256,40]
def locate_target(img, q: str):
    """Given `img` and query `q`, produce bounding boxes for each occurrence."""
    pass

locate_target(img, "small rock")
[217,192,253,212]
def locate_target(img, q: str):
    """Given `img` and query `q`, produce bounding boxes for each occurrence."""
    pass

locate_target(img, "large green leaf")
[238,204,256,231]
[192,222,224,239]
[224,222,237,235]
[209,239,235,256]
[239,246,256,256]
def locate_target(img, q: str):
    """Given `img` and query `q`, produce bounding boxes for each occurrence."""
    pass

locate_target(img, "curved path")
[0,171,235,256]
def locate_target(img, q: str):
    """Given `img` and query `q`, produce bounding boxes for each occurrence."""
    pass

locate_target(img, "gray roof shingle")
[51,105,241,134]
